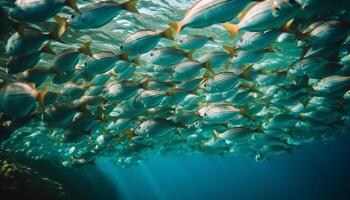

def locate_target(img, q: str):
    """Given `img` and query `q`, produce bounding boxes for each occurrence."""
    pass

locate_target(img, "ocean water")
[1,0,350,199]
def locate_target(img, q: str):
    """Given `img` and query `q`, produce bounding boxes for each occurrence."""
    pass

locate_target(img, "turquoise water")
[1,0,350,199]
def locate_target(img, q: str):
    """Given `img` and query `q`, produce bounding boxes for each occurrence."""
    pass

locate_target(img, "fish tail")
[65,0,80,13]
[209,36,216,42]
[11,21,28,36]
[132,56,141,66]
[166,87,176,96]
[223,61,231,71]
[168,22,183,39]
[39,42,56,55]
[54,15,68,37]
[119,51,130,62]
[160,27,175,40]
[50,66,61,76]
[48,27,63,43]
[37,88,49,108]
[203,62,214,74]
[78,41,93,56]
[223,23,239,38]
[186,50,194,60]
[140,79,150,89]
[125,128,136,140]
[121,0,139,13]
[223,45,236,57]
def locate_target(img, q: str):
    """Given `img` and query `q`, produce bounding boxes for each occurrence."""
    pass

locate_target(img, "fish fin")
[65,0,80,13]
[203,63,214,74]
[39,42,56,55]
[121,0,139,13]
[12,22,27,36]
[54,15,68,37]
[265,45,276,53]
[223,23,239,38]
[166,87,176,96]
[213,130,220,140]
[78,41,93,56]
[209,36,216,42]
[118,51,130,62]
[300,45,311,59]
[132,56,141,66]
[37,88,48,108]
[188,89,199,96]
[186,50,194,60]
[240,65,253,80]
[140,79,149,89]
[168,22,183,39]
[50,66,60,76]
[223,61,231,71]
[125,128,136,140]
[48,27,63,43]
[240,104,254,121]
[160,27,175,40]
[239,2,258,20]
[223,45,236,57]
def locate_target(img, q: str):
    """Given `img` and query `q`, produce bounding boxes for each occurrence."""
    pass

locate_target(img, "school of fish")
[0,0,350,167]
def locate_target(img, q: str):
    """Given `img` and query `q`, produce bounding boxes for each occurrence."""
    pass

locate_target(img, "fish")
[142,47,192,66]
[201,72,243,93]
[52,42,92,74]
[135,118,181,138]
[55,0,138,35]
[7,42,56,74]
[235,31,281,51]
[9,0,80,22]
[105,80,146,101]
[177,35,216,50]
[312,75,350,94]
[0,82,47,117]
[6,26,61,56]
[223,0,300,37]
[82,51,136,76]
[17,67,58,87]
[133,90,167,108]
[172,60,208,82]
[198,104,248,124]
[169,0,253,37]
[120,28,174,55]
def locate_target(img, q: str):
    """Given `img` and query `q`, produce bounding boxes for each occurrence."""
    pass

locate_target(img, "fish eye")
[71,14,75,19]
[234,54,238,57]
[204,113,207,116]
[179,39,184,43]
[150,53,154,57]
[120,46,124,50]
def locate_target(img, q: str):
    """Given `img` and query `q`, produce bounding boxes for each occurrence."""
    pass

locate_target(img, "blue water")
[90,134,350,200]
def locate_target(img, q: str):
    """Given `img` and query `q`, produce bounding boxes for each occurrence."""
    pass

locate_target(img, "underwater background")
[1,0,350,199]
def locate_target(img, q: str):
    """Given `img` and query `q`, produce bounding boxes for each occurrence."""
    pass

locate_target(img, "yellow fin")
[121,0,139,13]
[78,41,93,56]
[48,27,63,43]
[223,23,239,38]
[186,50,194,60]
[160,27,175,40]
[37,88,48,108]
[223,45,236,57]
[209,36,216,42]
[39,42,56,55]
[168,22,184,39]
[50,66,61,76]
[65,0,80,13]
[54,15,68,37]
